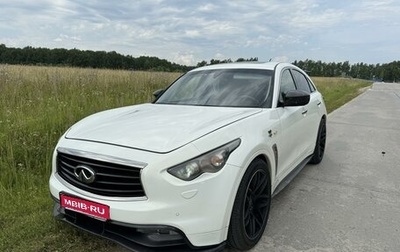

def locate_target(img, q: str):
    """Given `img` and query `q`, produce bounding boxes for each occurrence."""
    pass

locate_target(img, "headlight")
[168,139,241,181]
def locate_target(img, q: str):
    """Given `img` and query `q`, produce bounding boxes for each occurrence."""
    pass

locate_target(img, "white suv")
[49,62,327,251]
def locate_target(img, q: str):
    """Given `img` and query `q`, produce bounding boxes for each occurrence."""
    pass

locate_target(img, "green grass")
[311,77,371,113]
[0,65,371,251]
[0,65,179,251]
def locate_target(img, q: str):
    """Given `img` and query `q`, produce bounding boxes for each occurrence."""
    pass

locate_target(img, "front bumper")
[53,199,225,252]
[49,138,244,249]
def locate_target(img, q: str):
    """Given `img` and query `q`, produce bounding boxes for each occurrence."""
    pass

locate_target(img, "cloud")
[53,34,81,43]
[271,56,290,63]
[214,53,226,60]
[198,3,216,12]
[173,52,196,66]
[0,0,399,64]
[352,0,400,22]
[184,30,201,38]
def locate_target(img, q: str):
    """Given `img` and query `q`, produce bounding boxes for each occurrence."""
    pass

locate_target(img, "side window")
[291,70,311,93]
[280,69,296,98]
[307,78,316,92]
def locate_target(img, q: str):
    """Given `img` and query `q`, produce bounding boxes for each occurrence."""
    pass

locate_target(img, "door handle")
[317,101,322,106]
[302,110,308,115]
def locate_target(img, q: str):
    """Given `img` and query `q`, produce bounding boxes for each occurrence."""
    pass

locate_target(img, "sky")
[0,0,399,66]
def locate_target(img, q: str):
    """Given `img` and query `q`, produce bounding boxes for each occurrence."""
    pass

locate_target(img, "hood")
[65,104,261,153]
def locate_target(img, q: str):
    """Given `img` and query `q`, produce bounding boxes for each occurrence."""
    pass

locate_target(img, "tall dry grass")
[0,65,181,251]
[0,65,180,194]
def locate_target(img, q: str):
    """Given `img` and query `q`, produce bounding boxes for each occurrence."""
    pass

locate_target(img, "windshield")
[156,69,274,108]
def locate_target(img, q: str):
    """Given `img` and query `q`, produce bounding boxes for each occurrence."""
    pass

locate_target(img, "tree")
[196,60,207,67]
[0,44,191,72]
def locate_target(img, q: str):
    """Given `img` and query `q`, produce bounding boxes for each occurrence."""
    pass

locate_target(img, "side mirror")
[153,89,164,99]
[283,90,310,106]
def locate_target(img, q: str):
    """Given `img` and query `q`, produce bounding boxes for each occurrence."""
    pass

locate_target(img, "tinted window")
[280,69,296,95]
[307,78,316,92]
[291,70,311,93]
[156,69,274,108]
[279,69,297,103]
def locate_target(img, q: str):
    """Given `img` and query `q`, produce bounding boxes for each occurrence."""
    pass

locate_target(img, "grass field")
[0,65,371,251]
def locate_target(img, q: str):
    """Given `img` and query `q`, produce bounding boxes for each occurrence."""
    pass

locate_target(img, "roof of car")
[191,62,292,72]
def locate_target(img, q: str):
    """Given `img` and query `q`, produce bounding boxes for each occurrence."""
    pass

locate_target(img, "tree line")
[196,57,259,67]
[0,44,191,72]
[293,59,400,82]
[0,44,399,81]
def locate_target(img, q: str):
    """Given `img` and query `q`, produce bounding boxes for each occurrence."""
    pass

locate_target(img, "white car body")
[49,62,327,251]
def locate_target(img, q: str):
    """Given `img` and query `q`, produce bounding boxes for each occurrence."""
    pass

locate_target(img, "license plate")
[60,194,110,221]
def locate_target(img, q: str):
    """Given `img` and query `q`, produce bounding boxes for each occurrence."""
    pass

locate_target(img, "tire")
[227,159,271,250]
[309,118,326,164]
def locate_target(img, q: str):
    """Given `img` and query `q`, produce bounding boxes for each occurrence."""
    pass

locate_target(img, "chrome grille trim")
[57,147,148,169]
[57,149,146,197]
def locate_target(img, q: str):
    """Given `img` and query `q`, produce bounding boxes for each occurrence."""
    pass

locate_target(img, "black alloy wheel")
[228,159,271,250]
[310,118,326,164]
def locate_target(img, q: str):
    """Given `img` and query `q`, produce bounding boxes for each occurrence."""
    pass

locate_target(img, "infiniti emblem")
[74,165,96,184]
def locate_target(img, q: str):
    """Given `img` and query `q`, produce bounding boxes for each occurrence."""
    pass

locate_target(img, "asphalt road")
[242,82,400,252]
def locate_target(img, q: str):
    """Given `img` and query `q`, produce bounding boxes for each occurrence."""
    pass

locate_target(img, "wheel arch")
[253,154,273,181]
[222,151,274,241]
[226,156,272,249]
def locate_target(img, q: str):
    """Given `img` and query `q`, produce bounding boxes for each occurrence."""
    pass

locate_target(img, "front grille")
[57,151,145,197]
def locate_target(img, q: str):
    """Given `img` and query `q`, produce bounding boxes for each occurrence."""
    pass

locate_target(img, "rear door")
[290,69,321,154]
[275,68,308,179]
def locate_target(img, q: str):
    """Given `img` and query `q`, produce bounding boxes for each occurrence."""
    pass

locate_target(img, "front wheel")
[228,159,271,250]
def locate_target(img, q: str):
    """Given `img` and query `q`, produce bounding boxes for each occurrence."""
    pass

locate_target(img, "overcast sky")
[1,0,399,66]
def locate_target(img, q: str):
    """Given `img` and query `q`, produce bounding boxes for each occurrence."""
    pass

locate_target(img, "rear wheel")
[309,118,326,164]
[228,159,271,250]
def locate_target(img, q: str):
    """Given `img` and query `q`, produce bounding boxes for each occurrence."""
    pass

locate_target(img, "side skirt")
[272,155,312,198]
